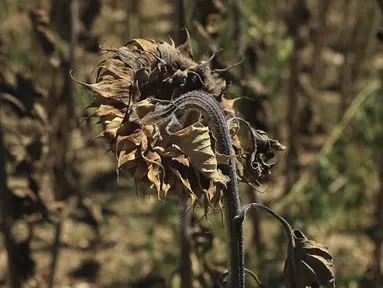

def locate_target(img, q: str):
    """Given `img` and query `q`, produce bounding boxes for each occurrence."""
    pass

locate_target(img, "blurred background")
[0,0,382,287]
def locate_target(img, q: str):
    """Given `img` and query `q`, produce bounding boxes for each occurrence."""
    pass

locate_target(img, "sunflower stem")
[221,163,245,288]
[179,201,193,288]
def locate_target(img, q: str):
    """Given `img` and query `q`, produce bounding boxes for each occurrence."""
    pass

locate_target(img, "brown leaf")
[220,96,240,118]
[135,160,148,182]
[118,149,138,170]
[160,146,190,167]
[169,166,197,204]
[117,129,146,150]
[284,229,335,288]
[117,47,149,71]
[172,154,190,167]
[97,58,135,82]
[130,80,142,102]
[235,157,245,179]
[94,105,124,121]
[104,117,123,138]
[207,180,217,201]
[176,28,194,60]
[147,163,162,198]
[128,99,156,124]
[127,39,160,55]
[231,118,284,187]
[116,130,147,164]
[73,76,133,106]
[232,134,242,151]
[171,123,229,186]
[140,132,149,151]
[161,172,174,197]
[142,150,162,169]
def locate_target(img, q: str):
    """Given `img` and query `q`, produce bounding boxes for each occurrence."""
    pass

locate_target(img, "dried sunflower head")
[73,31,284,210]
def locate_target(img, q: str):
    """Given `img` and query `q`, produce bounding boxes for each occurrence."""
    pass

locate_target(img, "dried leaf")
[171,123,229,186]
[172,154,190,167]
[127,39,160,55]
[207,181,217,201]
[229,117,285,187]
[235,157,245,179]
[97,58,135,81]
[140,132,149,151]
[162,147,191,167]
[220,96,240,118]
[128,99,156,124]
[284,229,335,288]
[73,77,133,105]
[118,149,138,170]
[216,151,238,165]
[116,130,147,165]
[135,160,148,181]
[104,117,123,138]
[142,150,162,169]
[169,166,197,202]
[176,28,194,60]
[147,163,162,198]
[117,129,146,150]
[116,47,149,71]
[94,105,124,120]
[161,172,174,197]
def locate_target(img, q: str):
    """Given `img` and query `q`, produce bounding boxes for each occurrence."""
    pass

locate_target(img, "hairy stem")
[239,203,294,246]
[179,202,193,288]
[221,159,244,288]
[228,1,246,285]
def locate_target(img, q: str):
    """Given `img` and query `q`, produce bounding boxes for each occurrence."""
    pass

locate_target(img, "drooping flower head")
[73,30,284,211]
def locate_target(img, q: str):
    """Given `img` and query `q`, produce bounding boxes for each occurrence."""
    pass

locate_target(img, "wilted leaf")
[284,229,335,288]
[171,123,229,186]
[134,160,149,182]
[104,117,123,138]
[169,166,197,203]
[230,117,285,187]
[97,58,135,81]
[142,150,162,169]
[94,105,125,120]
[128,99,156,124]
[127,39,160,55]
[118,149,138,170]
[91,79,133,103]
[220,96,240,119]
[161,172,174,197]
[162,147,190,167]
[172,154,190,167]
[176,28,194,60]
[147,163,162,198]
[116,130,146,154]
